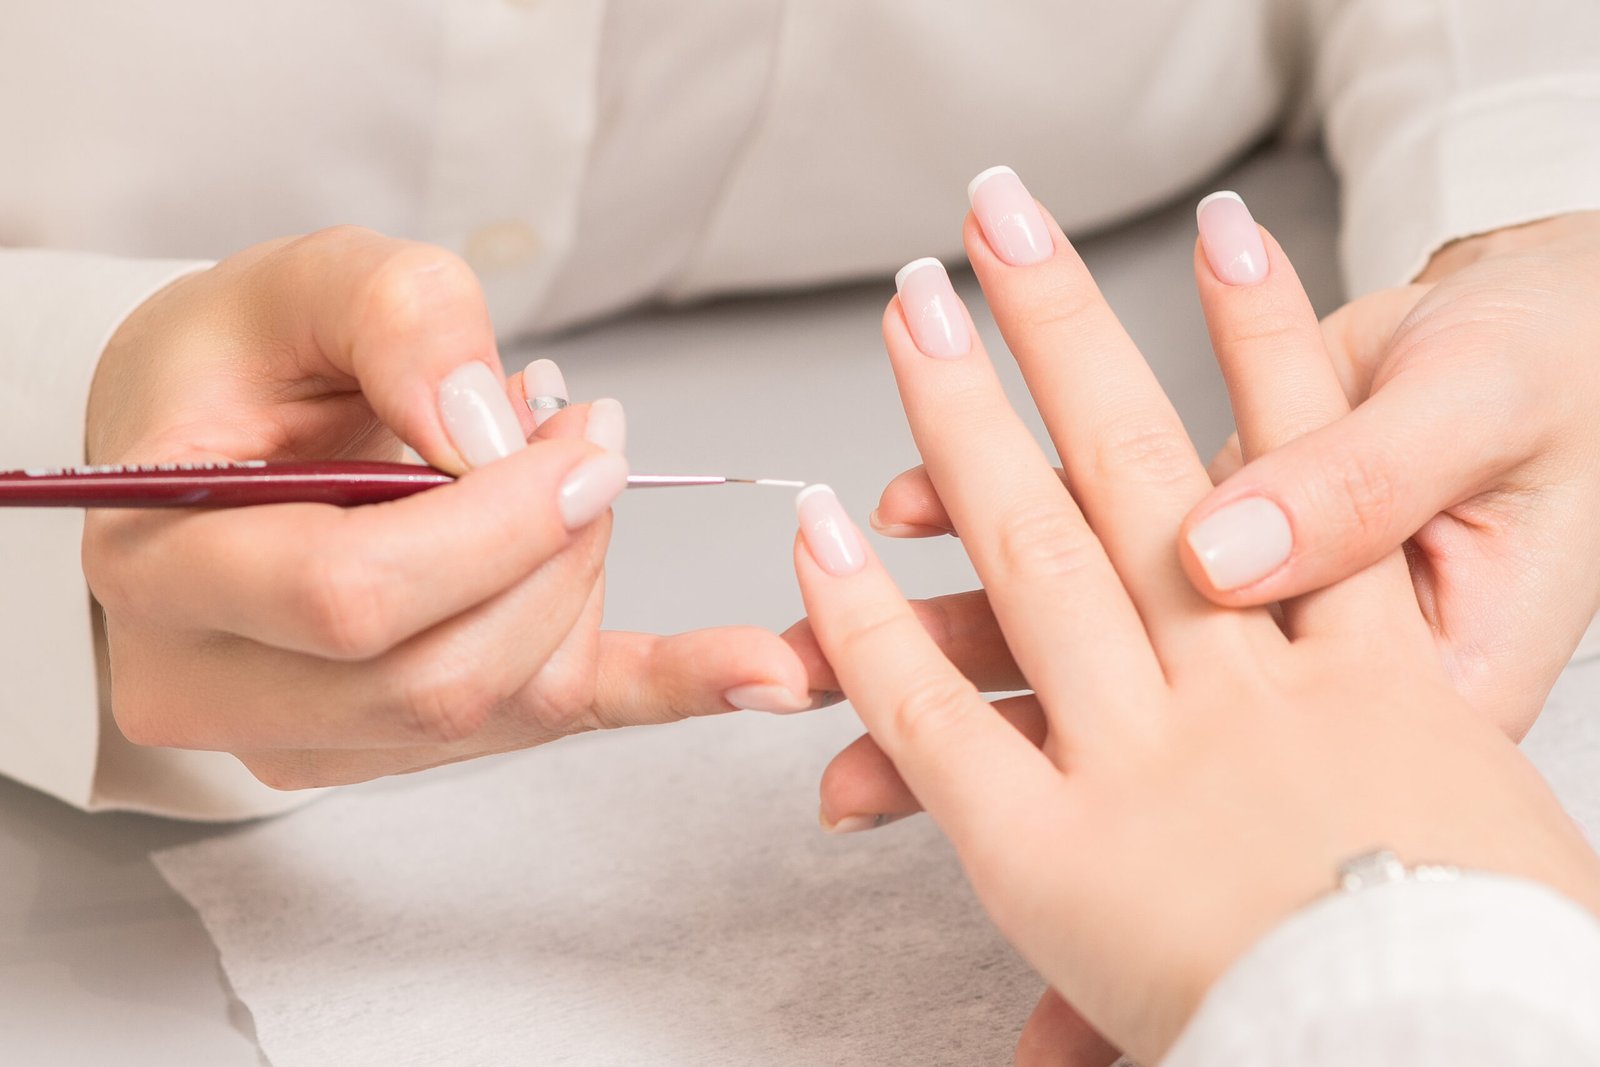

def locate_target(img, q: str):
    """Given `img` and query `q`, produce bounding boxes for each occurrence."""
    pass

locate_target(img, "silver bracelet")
[1336,848,1461,893]
[1104,850,1462,1067]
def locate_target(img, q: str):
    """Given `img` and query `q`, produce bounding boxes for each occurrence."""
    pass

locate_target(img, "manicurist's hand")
[874,206,1600,738]
[83,227,814,789]
[792,176,1600,1065]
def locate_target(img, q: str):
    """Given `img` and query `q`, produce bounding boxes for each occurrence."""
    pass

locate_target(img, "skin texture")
[83,226,812,788]
[798,201,1600,1065]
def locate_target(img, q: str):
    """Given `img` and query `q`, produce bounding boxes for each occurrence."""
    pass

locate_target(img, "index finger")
[91,436,627,660]
[791,484,1061,850]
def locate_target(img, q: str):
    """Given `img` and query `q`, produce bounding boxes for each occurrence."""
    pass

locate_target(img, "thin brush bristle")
[721,477,807,488]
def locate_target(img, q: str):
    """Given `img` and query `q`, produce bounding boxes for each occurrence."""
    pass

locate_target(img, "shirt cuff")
[0,249,315,823]
[1340,78,1600,295]
[1161,875,1600,1066]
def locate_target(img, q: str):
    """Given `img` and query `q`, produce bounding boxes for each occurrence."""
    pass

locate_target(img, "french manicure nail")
[796,484,867,576]
[585,397,627,454]
[894,258,970,359]
[823,812,908,835]
[522,358,569,427]
[724,684,811,714]
[1185,496,1292,590]
[438,362,527,468]
[1196,191,1268,285]
[868,508,946,538]
[558,452,630,530]
[968,165,1052,266]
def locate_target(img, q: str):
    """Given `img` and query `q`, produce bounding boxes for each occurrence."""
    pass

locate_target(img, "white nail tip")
[967,164,1018,203]
[795,483,835,516]
[894,257,944,292]
[1196,190,1245,221]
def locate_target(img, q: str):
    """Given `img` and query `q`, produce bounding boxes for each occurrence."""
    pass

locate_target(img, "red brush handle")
[0,461,456,508]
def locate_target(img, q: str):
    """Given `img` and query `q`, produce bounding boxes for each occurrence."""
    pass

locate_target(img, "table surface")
[5,147,1594,1064]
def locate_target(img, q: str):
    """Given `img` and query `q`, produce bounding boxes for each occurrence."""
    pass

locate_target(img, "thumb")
[1179,373,1516,605]
[247,226,523,474]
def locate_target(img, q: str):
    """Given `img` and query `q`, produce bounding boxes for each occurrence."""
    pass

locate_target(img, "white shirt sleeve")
[0,249,312,819]
[1313,0,1600,295]
[1161,875,1600,1066]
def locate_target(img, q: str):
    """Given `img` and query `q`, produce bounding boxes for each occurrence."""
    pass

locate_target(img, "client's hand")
[83,227,813,789]
[791,180,1600,1065]
[874,208,1600,738]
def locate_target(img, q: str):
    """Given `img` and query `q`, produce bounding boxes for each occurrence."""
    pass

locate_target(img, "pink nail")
[522,358,569,427]
[796,484,866,576]
[894,258,970,359]
[724,684,810,714]
[968,166,1052,266]
[1185,496,1292,590]
[438,362,526,469]
[822,812,908,835]
[585,397,627,454]
[1196,191,1268,285]
[558,453,629,530]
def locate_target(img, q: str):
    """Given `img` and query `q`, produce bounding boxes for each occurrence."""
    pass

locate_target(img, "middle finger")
[965,167,1267,655]
[885,258,1163,722]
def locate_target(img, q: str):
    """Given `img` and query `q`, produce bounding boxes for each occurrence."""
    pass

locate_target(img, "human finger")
[964,167,1228,652]
[818,695,1049,831]
[884,260,1163,725]
[87,435,627,660]
[793,484,1061,851]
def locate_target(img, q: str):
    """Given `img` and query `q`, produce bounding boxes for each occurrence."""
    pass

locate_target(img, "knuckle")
[299,547,394,660]
[1215,311,1305,357]
[1018,278,1106,335]
[111,704,169,748]
[888,677,982,751]
[393,653,498,743]
[993,506,1102,582]
[109,687,182,749]
[1089,419,1198,487]
[358,244,479,337]
[522,666,597,733]
[1323,452,1400,540]
[302,223,380,252]
[241,757,321,792]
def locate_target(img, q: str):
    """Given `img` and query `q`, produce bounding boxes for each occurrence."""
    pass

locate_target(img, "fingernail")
[822,812,908,835]
[439,362,527,468]
[796,484,866,576]
[894,258,970,359]
[522,358,569,427]
[724,684,811,714]
[558,452,630,530]
[968,165,1052,266]
[1196,191,1268,285]
[868,508,947,538]
[585,398,627,454]
[1185,496,1292,590]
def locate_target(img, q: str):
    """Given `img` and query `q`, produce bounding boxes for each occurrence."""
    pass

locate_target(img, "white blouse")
[2,2,1599,1057]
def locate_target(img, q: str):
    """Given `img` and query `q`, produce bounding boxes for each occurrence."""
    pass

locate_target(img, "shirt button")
[463,221,542,273]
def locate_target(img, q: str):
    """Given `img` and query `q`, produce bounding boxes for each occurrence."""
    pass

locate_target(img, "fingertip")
[437,361,527,470]
[795,484,869,577]
[1178,491,1294,602]
[867,508,949,539]
[818,732,919,827]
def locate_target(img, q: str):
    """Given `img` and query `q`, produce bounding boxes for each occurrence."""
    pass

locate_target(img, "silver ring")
[526,395,569,413]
